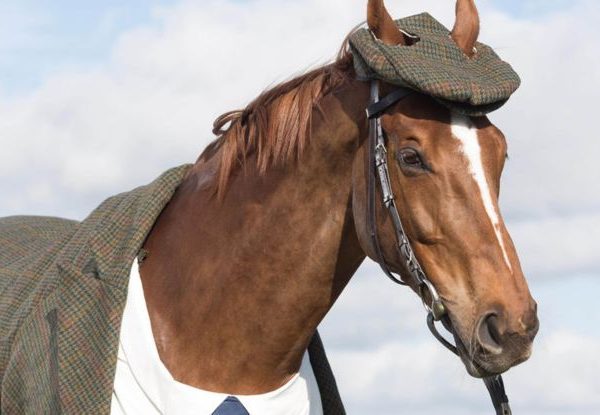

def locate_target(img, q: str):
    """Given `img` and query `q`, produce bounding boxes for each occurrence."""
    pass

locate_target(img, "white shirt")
[111,261,323,415]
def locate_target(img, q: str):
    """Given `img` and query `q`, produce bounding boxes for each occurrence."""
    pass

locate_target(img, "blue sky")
[0,0,177,95]
[1,1,599,414]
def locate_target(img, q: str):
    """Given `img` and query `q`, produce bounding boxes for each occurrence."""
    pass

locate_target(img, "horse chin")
[447,320,507,379]
[461,355,499,379]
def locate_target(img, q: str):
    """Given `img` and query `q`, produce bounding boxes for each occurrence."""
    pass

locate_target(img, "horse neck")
[139,80,370,393]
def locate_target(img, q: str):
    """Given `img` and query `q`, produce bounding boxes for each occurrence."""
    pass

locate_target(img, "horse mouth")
[454,335,498,378]
[449,324,534,379]
[445,318,508,379]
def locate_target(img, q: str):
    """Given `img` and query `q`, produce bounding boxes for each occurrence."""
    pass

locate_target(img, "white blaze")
[451,113,513,272]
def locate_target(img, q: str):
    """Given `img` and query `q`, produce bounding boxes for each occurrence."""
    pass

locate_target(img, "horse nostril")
[523,308,540,339]
[477,313,503,355]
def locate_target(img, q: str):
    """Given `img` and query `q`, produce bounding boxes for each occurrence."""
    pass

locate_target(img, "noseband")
[365,80,512,415]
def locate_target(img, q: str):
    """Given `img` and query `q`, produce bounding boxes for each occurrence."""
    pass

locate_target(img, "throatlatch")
[366,80,512,415]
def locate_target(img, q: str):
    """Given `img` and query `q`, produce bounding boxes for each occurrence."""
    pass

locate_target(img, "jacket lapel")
[57,261,126,413]
[55,165,191,413]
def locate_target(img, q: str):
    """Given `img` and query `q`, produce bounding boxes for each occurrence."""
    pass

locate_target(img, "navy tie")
[211,396,250,415]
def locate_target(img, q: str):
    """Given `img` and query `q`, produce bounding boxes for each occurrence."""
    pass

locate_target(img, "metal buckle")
[419,279,446,321]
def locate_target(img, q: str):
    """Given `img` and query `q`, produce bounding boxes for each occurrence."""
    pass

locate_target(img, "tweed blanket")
[0,165,344,414]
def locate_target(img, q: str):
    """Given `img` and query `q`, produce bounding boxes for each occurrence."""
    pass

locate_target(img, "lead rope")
[366,80,512,415]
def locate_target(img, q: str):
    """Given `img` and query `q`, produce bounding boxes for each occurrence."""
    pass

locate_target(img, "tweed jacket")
[0,165,345,415]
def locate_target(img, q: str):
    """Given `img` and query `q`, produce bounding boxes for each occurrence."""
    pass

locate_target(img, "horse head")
[352,0,539,378]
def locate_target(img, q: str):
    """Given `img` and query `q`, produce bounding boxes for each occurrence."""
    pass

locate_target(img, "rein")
[365,80,512,415]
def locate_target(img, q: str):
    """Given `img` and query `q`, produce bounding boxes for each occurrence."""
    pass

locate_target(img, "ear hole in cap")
[399,29,420,46]
[371,28,420,47]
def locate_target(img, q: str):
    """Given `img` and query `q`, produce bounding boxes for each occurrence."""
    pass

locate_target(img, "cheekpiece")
[349,13,521,116]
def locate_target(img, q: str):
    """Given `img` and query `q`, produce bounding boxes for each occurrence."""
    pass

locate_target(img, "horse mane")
[202,30,358,196]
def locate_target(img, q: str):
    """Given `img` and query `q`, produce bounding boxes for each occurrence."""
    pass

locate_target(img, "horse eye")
[397,148,426,169]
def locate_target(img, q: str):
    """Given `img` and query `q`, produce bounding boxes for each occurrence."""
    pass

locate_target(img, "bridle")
[365,80,512,415]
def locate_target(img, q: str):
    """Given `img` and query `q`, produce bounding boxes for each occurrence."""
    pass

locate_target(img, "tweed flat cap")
[349,13,521,116]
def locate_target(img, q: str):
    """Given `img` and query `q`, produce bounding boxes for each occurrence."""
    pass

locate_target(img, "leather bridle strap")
[365,81,407,287]
[366,81,446,319]
[366,80,512,415]
[366,87,413,119]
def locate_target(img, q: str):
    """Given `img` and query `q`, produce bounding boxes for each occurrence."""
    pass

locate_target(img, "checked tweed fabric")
[350,13,521,116]
[0,165,345,415]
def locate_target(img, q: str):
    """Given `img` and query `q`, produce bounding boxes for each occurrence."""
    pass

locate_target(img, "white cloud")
[509,213,600,278]
[483,1,600,219]
[320,261,430,350]
[0,0,366,217]
[325,328,600,415]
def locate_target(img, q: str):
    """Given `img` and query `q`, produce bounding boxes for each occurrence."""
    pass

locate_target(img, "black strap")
[485,376,512,415]
[427,314,459,355]
[366,82,407,286]
[366,87,413,119]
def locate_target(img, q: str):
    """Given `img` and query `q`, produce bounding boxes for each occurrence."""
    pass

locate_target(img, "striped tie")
[211,396,250,415]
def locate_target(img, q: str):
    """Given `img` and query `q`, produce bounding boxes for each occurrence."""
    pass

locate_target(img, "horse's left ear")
[367,0,406,45]
[451,0,480,57]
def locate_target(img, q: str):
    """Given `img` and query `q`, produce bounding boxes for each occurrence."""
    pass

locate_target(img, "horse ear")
[367,0,406,45]
[451,0,480,57]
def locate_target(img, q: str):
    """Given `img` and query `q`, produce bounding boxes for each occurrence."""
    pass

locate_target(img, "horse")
[140,0,538,400]
[0,0,538,413]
